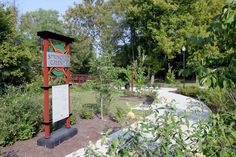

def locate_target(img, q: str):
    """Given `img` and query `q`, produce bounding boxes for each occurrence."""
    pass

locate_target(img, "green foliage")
[178,86,201,98]
[127,0,223,78]
[179,86,236,113]
[70,35,95,74]
[190,1,236,88]
[133,49,146,90]
[0,86,43,146]
[208,0,236,51]
[0,5,33,91]
[200,88,236,112]
[19,8,64,76]
[144,90,158,104]
[0,41,32,90]
[165,67,175,84]
[64,0,133,73]
[88,52,122,119]
[70,114,77,125]
[0,5,15,43]
[123,65,133,86]
[19,8,64,40]
[201,112,236,156]
[79,103,100,119]
[65,0,120,51]
[114,107,126,127]
[79,107,95,119]
[123,49,146,90]
[85,107,236,157]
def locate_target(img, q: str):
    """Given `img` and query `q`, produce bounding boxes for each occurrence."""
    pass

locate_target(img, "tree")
[19,9,64,41]
[0,5,32,91]
[0,4,14,43]
[88,52,121,120]
[70,34,95,74]
[126,0,224,83]
[64,0,133,73]
[65,0,132,53]
[18,9,64,75]
[191,0,236,88]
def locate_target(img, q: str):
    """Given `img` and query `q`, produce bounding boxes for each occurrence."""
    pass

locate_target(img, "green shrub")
[165,67,175,84]
[0,86,43,146]
[79,108,95,119]
[85,107,236,156]
[70,114,77,125]
[114,107,126,126]
[201,111,236,156]
[199,88,235,112]
[178,86,201,98]
[79,103,98,119]
[178,87,236,113]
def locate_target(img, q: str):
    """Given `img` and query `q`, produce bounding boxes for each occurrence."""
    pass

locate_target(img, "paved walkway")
[65,88,211,157]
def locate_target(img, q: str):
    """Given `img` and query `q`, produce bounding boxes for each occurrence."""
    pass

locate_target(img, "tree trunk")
[150,74,155,85]
[100,94,103,120]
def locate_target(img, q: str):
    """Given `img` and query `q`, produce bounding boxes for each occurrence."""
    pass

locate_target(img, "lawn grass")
[70,85,145,117]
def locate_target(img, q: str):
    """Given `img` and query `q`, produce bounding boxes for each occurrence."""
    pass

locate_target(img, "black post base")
[37,127,77,149]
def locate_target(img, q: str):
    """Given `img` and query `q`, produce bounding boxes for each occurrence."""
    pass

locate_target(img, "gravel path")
[65,88,211,157]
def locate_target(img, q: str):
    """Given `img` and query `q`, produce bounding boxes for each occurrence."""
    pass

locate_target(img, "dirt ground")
[1,116,120,157]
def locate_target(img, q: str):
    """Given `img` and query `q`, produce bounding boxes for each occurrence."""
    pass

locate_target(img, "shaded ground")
[119,95,154,104]
[1,116,119,157]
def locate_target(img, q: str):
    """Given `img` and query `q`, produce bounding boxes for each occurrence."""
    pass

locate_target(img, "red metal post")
[65,43,71,128]
[43,39,50,138]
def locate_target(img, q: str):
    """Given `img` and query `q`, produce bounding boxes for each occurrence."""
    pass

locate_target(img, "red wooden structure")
[71,74,91,86]
[37,31,74,138]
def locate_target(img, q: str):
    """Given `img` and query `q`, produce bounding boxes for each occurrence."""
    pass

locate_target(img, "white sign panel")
[52,84,69,123]
[47,52,70,67]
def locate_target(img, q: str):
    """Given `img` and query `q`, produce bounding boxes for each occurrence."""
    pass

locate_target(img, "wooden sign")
[37,31,75,141]
[47,52,70,67]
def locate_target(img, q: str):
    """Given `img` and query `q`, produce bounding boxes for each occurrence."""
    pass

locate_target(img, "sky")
[8,0,82,16]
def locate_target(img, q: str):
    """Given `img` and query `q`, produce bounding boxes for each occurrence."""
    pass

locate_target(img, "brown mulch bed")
[1,116,120,157]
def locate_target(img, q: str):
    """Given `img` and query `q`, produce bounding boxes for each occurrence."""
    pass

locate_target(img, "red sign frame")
[37,31,74,138]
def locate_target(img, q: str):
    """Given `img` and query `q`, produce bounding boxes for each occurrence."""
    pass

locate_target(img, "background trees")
[126,0,224,82]
[0,0,233,88]
[1,0,236,149]
[0,4,32,92]
[189,0,236,88]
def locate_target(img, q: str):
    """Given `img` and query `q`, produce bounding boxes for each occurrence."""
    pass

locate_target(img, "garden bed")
[119,95,154,105]
[1,115,120,157]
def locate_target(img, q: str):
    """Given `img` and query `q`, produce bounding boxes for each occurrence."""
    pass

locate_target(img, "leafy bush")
[0,86,43,146]
[165,67,175,84]
[79,108,95,119]
[201,112,236,156]
[79,104,98,119]
[178,86,201,98]
[70,114,77,125]
[113,107,126,126]
[88,52,122,120]
[178,86,236,113]
[85,107,236,157]
[199,88,236,112]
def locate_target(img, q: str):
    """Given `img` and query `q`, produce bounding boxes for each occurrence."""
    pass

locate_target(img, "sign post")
[37,31,77,148]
